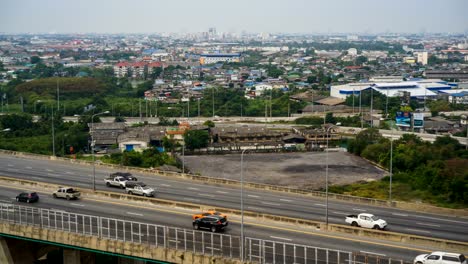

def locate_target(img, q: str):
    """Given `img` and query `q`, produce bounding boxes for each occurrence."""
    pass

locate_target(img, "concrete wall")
[0,222,244,264]
[1,175,467,253]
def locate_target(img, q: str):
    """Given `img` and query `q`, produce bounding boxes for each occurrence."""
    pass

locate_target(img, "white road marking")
[70,203,84,207]
[216,190,228,194]
[205,247,221,251]
[46,169,54,172]
[7,164,13,167]
[31,176,41,180]
[183,198,200,202]
[187,187,199,190]
[360,251,386,256]
[6,168,19,172]
[248,195,260,198]
[47,173,61,177]
[333,212,349,215]
[406,228,430,234]
[261,202,281,206]
[279,199,292,202]
[392,213,408,217]
[127,212,143,217]
[65,171,74,174]
[314,203,325,207]
[75,183,88,187]
[270,236,292,241]
[353,208,367,212]
[198,194,215,198]
[160,184,171,187]
[413,215,468,225]
[25,166,32,169]
[417,222,441,227]
[0,200,11,203]
[248,206,261,210]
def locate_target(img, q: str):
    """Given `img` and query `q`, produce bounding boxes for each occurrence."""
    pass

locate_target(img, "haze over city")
[2,0,468,34]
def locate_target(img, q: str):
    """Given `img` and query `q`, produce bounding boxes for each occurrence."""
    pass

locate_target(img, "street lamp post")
[325,125,338,227]
[389,131,393,204]
[91,111,110,191]
[240,149,248,262]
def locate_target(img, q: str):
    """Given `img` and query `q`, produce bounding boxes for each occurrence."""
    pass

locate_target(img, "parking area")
[183,151,386,190]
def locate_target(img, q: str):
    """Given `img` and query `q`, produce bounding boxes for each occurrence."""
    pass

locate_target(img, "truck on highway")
[104,176,128,189]
[110,172,138,181]
[345,213,387,230]
[52,187,81,200]
[125,182,155,197]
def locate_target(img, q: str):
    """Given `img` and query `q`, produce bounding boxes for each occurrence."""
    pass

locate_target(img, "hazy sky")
[1,0,467,34]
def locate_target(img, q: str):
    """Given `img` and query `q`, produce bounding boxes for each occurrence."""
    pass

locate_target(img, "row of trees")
[343,128,468,206]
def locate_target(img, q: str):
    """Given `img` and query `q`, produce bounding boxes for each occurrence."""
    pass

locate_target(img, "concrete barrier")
[1,149,467,217]
[0,223,244,264]
[1,175,467,253]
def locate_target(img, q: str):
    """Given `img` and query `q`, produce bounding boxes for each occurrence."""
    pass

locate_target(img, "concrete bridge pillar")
[0,237,13,264]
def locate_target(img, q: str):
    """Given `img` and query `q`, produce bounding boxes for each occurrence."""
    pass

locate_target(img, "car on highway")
[126,183,155,197]
[105,176,129,189]
[192,210,227,220]
[110,172,138,181]
[15,192,39,203]
[345,213,387,230]
[52,187,80,200]
[414,252,467,264]
[192,215,228,232]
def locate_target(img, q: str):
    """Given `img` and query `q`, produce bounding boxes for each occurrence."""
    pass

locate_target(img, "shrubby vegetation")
[333,128,468,207]
[102,148,176,168]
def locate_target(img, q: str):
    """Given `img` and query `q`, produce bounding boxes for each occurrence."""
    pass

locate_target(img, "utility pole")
[370,88,374,128]
[51,107,56,156]
[360,89,363,129]
[212,88,215,117]
[57,79,60,111]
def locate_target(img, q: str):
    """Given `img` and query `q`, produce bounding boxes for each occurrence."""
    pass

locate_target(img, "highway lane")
[0,186,429,261]
[1,153,467,242]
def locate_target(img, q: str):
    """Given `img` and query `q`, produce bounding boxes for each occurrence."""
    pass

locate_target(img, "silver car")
[126,184,155,197]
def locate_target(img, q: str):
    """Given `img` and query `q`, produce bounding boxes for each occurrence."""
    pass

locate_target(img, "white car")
[414,252,466,264]
[345,213,387,230]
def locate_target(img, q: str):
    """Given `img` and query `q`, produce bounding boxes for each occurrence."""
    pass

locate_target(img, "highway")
[0,186,429,261]
[0,153,467,244]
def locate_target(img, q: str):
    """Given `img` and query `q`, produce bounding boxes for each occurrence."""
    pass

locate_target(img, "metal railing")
[0,204,410,264]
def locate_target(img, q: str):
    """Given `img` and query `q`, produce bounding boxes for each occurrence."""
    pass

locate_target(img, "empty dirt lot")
[183,151,386,190]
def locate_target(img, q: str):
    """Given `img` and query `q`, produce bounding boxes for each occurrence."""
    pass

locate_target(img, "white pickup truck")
[345,213,387,230]
[126,183,155,197]
[104,176,128,189]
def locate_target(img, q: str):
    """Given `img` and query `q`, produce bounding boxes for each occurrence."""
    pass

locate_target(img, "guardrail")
[1,175,467,253]
[0,204,410,264]
[1,149,467,217]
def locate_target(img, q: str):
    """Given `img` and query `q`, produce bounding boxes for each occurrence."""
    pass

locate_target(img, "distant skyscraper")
[208,27,217,38]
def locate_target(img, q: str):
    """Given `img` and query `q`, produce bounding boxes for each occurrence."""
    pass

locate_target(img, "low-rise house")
[210,126,286,151]
[117,126,166,152]
[89,123,127,151]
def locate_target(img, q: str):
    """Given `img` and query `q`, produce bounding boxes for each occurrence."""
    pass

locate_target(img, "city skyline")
[1,0,468,34]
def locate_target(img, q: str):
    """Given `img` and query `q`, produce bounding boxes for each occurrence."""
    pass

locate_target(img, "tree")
[203,120,215,127]
[30,56,41,64]
[355,56,368,65]
[325,112,335,124]
[184,130,209,150]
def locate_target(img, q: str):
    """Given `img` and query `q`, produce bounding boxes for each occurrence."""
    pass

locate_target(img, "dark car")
[110,172,137,181]
[16,192,39,203]
[193,215,228,232]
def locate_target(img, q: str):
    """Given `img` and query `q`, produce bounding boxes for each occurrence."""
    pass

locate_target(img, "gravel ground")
[183,151,387,190]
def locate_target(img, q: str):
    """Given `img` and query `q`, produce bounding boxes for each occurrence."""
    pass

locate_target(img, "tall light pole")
[91,111,110,191]
[240,149,248,262]
[325,124,338,227]
[389,129,393,204]
[212,88,215,118]
[52,107,56,156]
